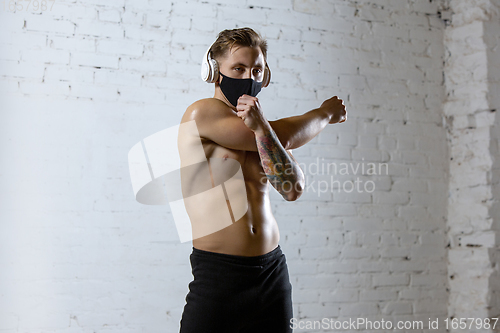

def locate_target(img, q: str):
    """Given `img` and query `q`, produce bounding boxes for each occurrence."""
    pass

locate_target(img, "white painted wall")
[1,0,454,332]
[443,0,500,330]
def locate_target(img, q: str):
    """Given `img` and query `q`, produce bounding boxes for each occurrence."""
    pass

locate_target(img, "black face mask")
[219,73,262,107]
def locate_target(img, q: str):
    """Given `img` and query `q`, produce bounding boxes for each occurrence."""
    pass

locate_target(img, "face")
[217,45,266,82]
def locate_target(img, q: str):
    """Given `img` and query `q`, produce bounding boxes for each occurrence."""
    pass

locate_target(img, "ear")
[262,64,271,88]
[215,69,222,86]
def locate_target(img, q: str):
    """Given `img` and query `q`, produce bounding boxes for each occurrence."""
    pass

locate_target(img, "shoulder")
[188,98,224,111]
[181,98,231,123]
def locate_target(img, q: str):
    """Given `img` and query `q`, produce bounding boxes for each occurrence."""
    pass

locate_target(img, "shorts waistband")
[191,245,282,266]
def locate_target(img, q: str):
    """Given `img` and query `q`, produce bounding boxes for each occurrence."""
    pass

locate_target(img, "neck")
[213,84,236,110]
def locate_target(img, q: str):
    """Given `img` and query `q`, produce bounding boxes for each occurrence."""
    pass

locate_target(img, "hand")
[236,95,267,132]
[321,96,347,124]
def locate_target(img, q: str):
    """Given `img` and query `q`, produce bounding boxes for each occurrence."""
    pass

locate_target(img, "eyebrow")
[231,62,264,68]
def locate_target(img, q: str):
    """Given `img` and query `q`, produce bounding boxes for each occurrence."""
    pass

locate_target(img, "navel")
[251,227,257,234]
[222,154,228,161]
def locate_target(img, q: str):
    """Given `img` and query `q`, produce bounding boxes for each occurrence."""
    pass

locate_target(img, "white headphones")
[201,40,271,87]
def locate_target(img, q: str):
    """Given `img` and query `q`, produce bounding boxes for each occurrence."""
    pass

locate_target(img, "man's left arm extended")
[269,96,347,150]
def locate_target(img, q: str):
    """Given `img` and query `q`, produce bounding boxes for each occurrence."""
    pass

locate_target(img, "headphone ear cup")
[209,58,219,83]
[201,61,210,82]
[262,65,271,88]
[201,42,218,83]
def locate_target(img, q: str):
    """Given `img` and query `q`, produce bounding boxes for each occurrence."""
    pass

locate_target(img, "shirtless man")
[178,27,346,333]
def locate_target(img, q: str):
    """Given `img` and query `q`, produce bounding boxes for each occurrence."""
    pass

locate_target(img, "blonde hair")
[210,27,268,62]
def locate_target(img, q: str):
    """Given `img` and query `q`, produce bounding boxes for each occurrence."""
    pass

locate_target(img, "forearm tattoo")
[256,129,301,197]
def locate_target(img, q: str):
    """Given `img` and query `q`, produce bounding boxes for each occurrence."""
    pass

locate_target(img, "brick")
[373,191,409,205]
[299,302,340,319]
[333,190,372,203]
[19,80,70,96]
[358,261,390,273]
[1,31,47,49]
[97,39,145,56]
[68,82,119,100]
[358,203,397,219]
[98,8,122,23]
[0,44,21,61]
[25,15,76,35]
[0,59,45,78]
[317,261,357,274]
[340,302,379,316]
[360,289,398,301]
[320,288,358,303]
[317,203,357,216]
[388,260,428,272]
[300,246,340,260]
[340,245,376,259]
[74,19,122,38]
[22,47,70,64]
[94,69,142,86]
[380,245,411,259]
[373,274,410,287]
[119,56,166,73]
[71,51,118,68]
[0,78,19,94]
[49,35,96,52]
[121,10,144,25]
[382,302,413,315]
[293,289,320,303]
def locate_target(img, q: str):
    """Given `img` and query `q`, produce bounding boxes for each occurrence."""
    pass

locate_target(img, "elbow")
[283,178,305,202]
[284,190,301,202]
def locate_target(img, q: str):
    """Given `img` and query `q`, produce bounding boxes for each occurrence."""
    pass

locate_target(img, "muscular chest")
[202,141,267,186]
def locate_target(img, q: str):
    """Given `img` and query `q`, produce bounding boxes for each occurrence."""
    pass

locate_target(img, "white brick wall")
[0,0,473,332]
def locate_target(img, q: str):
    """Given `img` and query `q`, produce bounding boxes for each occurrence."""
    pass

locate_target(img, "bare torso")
[178,101,279,257]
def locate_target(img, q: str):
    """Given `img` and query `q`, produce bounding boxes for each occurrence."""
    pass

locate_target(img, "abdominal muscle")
[192,196,280,257]
[188,142,280,257]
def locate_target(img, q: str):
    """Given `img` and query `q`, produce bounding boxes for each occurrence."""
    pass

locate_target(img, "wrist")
[253,119,272,136]
[317,107,333,123]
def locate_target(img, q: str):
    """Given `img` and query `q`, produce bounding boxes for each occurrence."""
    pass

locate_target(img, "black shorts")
[179,245,293,333]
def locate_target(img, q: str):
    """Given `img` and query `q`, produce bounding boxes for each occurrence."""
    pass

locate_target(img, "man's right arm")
[186,98,259,152]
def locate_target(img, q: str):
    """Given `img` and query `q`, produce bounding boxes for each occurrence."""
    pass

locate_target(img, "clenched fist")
[236,94,267,132]
[321,96,347,124]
